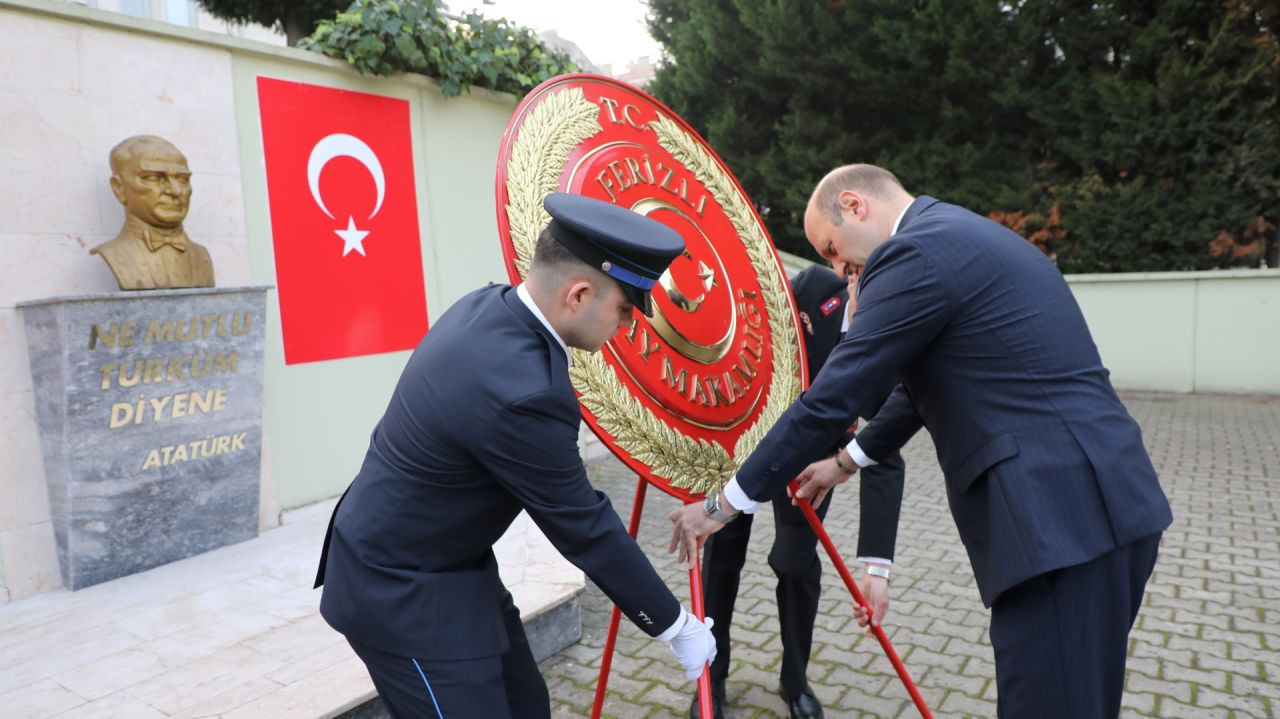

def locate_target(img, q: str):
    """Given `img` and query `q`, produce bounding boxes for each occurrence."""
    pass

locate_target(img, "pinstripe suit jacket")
[739,197,1172,606]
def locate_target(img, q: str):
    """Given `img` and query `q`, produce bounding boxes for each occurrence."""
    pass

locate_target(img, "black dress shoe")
[779,683,825,719]
[688,680,726,719]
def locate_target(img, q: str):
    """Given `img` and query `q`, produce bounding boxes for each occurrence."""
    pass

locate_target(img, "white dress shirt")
[516,283,572,367]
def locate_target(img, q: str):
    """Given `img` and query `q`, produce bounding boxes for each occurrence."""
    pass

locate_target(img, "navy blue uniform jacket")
[317,285,681,659]
[739,198,1172,606]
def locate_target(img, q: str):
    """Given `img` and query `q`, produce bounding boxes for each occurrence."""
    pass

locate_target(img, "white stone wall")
[0,5,252,601]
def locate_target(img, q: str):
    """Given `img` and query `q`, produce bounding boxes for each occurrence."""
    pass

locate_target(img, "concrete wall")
[1068,269,1280,394]
[0,0,515,601]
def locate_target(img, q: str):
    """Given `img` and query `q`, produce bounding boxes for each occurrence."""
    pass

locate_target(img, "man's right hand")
[853,567,891,630]
[667,610,717,680]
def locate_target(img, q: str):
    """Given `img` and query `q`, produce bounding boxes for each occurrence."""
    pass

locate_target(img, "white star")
[334,216,370,257]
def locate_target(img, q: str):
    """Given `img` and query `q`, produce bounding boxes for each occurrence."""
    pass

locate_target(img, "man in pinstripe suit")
[671,164,1172,718]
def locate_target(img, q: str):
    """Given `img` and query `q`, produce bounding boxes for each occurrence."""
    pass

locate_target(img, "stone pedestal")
[18,287,269,590]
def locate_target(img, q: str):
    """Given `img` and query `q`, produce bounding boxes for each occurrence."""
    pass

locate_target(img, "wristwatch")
[866,565,891,584]
[703,491,738,524]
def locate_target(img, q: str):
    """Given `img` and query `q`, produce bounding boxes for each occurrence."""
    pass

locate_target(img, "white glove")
[667,610,717,681]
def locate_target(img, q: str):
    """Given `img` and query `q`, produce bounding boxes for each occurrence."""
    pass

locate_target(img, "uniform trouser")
[699,484,833,697]
[989,532,1161,719]
[346,591,550,719]
[699,450,904,697]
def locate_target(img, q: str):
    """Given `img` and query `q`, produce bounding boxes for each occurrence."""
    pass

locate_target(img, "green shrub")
[299,0,579,98]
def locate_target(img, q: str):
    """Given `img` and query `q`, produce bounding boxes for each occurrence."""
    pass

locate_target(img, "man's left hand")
[668,503,727,565]
[792,455,858,508]
[854,570,891,631]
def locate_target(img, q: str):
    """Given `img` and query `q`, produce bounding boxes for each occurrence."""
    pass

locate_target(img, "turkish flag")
[257,77,429,364]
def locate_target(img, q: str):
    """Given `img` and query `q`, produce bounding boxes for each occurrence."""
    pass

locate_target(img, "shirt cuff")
[857,556,893,567]
[655,609,687,642]
[845,438,878,467]
[722,475,759,515]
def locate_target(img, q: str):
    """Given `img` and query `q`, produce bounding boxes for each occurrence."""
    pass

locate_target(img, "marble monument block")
[18,287,268,589]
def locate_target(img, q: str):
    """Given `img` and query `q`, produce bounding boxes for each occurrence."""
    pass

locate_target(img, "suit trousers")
[989,532,1161,718]
[346,590,549,719]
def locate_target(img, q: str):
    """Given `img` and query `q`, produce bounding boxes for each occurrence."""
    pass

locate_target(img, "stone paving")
[0,502,583,719]
[541,392,1280,718]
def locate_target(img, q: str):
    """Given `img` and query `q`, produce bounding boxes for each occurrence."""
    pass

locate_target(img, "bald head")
[803,164,914,277]
[809,164,907,226]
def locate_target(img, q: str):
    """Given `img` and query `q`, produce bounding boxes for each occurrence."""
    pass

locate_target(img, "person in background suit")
[317,193,716,719]
[689,265,905,719]
[671,164,1172,718]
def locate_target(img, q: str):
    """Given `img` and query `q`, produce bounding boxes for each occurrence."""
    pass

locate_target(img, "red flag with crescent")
[257,77,429,364]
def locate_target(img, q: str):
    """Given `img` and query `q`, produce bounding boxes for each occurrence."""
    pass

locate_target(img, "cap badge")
[601,261,612,272]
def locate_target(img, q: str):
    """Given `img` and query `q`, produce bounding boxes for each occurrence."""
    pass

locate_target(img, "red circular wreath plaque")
[495,74,807,503]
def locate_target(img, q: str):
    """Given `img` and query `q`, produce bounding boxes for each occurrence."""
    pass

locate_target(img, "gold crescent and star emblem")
[660,251,716,314]
[629,197,737,366]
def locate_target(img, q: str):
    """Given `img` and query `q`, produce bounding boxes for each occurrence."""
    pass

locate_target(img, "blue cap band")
[603,263,657,290]
[579,234,661,280]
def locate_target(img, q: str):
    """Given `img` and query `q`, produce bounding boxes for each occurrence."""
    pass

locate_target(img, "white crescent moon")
[306,133,386,220]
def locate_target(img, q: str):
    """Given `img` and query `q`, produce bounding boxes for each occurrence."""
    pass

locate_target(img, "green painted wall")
[1070,277,1197,392]
[1192,274,1280,393]
[230,53,517,512]
[1068,270,1280,395]
[782,252,1280,396]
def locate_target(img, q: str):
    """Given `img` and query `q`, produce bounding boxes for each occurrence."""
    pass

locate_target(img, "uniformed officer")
[316,193,716,719]
[689,265,906,719]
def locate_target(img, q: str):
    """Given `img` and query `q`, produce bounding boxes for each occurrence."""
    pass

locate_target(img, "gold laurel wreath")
[504,87,803,495]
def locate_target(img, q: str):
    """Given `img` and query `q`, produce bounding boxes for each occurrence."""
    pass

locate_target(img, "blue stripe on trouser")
[411,657,445,718]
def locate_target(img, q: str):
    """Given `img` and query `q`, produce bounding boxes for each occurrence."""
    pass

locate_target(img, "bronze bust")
[91,136,215,290]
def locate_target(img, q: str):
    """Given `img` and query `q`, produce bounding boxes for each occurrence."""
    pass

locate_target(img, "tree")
[650,0,1043,259]
[648,1,796,243]
[1223,0,1280,267]
[196,0,349,45]
[648,0,1280,272]
[1021,0,1280,271]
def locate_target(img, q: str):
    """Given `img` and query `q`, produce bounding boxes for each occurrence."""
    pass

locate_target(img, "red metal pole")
[688,549,713,719]
[591,478,649,719]
[789,480,934,719]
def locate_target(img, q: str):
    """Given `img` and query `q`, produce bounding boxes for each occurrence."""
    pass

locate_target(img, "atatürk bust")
[90,135,215,290]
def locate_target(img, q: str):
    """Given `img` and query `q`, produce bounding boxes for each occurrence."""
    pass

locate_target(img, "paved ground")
[540,392,1280,718]
[0,502,582,719]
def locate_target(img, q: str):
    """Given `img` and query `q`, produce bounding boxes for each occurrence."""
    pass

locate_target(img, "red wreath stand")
[588,478,934,719]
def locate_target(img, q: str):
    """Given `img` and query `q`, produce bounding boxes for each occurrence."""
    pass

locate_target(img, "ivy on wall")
[299,0,579,98]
